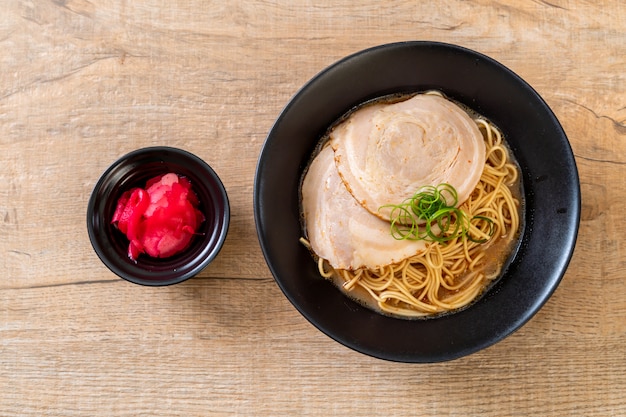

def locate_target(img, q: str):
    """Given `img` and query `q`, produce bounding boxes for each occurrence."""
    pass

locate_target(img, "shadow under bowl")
[87,146,230,286]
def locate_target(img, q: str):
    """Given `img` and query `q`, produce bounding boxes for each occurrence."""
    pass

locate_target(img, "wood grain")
[1,1,625,415]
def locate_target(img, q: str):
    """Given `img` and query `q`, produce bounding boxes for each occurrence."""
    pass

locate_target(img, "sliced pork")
[301,145,427,270]
[330,94,485,221]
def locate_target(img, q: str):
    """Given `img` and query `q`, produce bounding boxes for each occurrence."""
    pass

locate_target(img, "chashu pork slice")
[330,93,485,221]
[302,145,427,270]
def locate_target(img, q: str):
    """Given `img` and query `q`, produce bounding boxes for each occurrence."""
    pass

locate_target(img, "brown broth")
[302,91,525,319]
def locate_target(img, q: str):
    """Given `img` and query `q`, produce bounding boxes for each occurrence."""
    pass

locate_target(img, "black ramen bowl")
[87,146,230,286]
[254,41,580,362]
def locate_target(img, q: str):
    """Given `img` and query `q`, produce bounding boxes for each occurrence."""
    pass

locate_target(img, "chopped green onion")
[380,183,495,244]
[467,215,495,244]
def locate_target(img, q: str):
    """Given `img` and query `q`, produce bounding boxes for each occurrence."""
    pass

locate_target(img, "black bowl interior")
[87,146,230,286]
[254,41,580,362]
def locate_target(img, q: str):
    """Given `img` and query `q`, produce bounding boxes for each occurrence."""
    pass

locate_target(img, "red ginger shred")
[112,173,205,261]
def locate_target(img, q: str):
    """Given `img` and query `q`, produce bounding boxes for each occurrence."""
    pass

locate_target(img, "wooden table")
[1,1,624,415]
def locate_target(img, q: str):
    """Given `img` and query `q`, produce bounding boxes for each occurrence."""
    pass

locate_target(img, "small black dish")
[87,146,230,286]
[254,41,580,362]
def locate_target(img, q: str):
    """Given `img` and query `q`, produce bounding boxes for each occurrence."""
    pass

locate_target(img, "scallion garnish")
[380,183,495,243]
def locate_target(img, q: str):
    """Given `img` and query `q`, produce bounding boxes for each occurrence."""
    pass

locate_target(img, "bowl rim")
[87,145,230,286]
[254,41,581,362]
